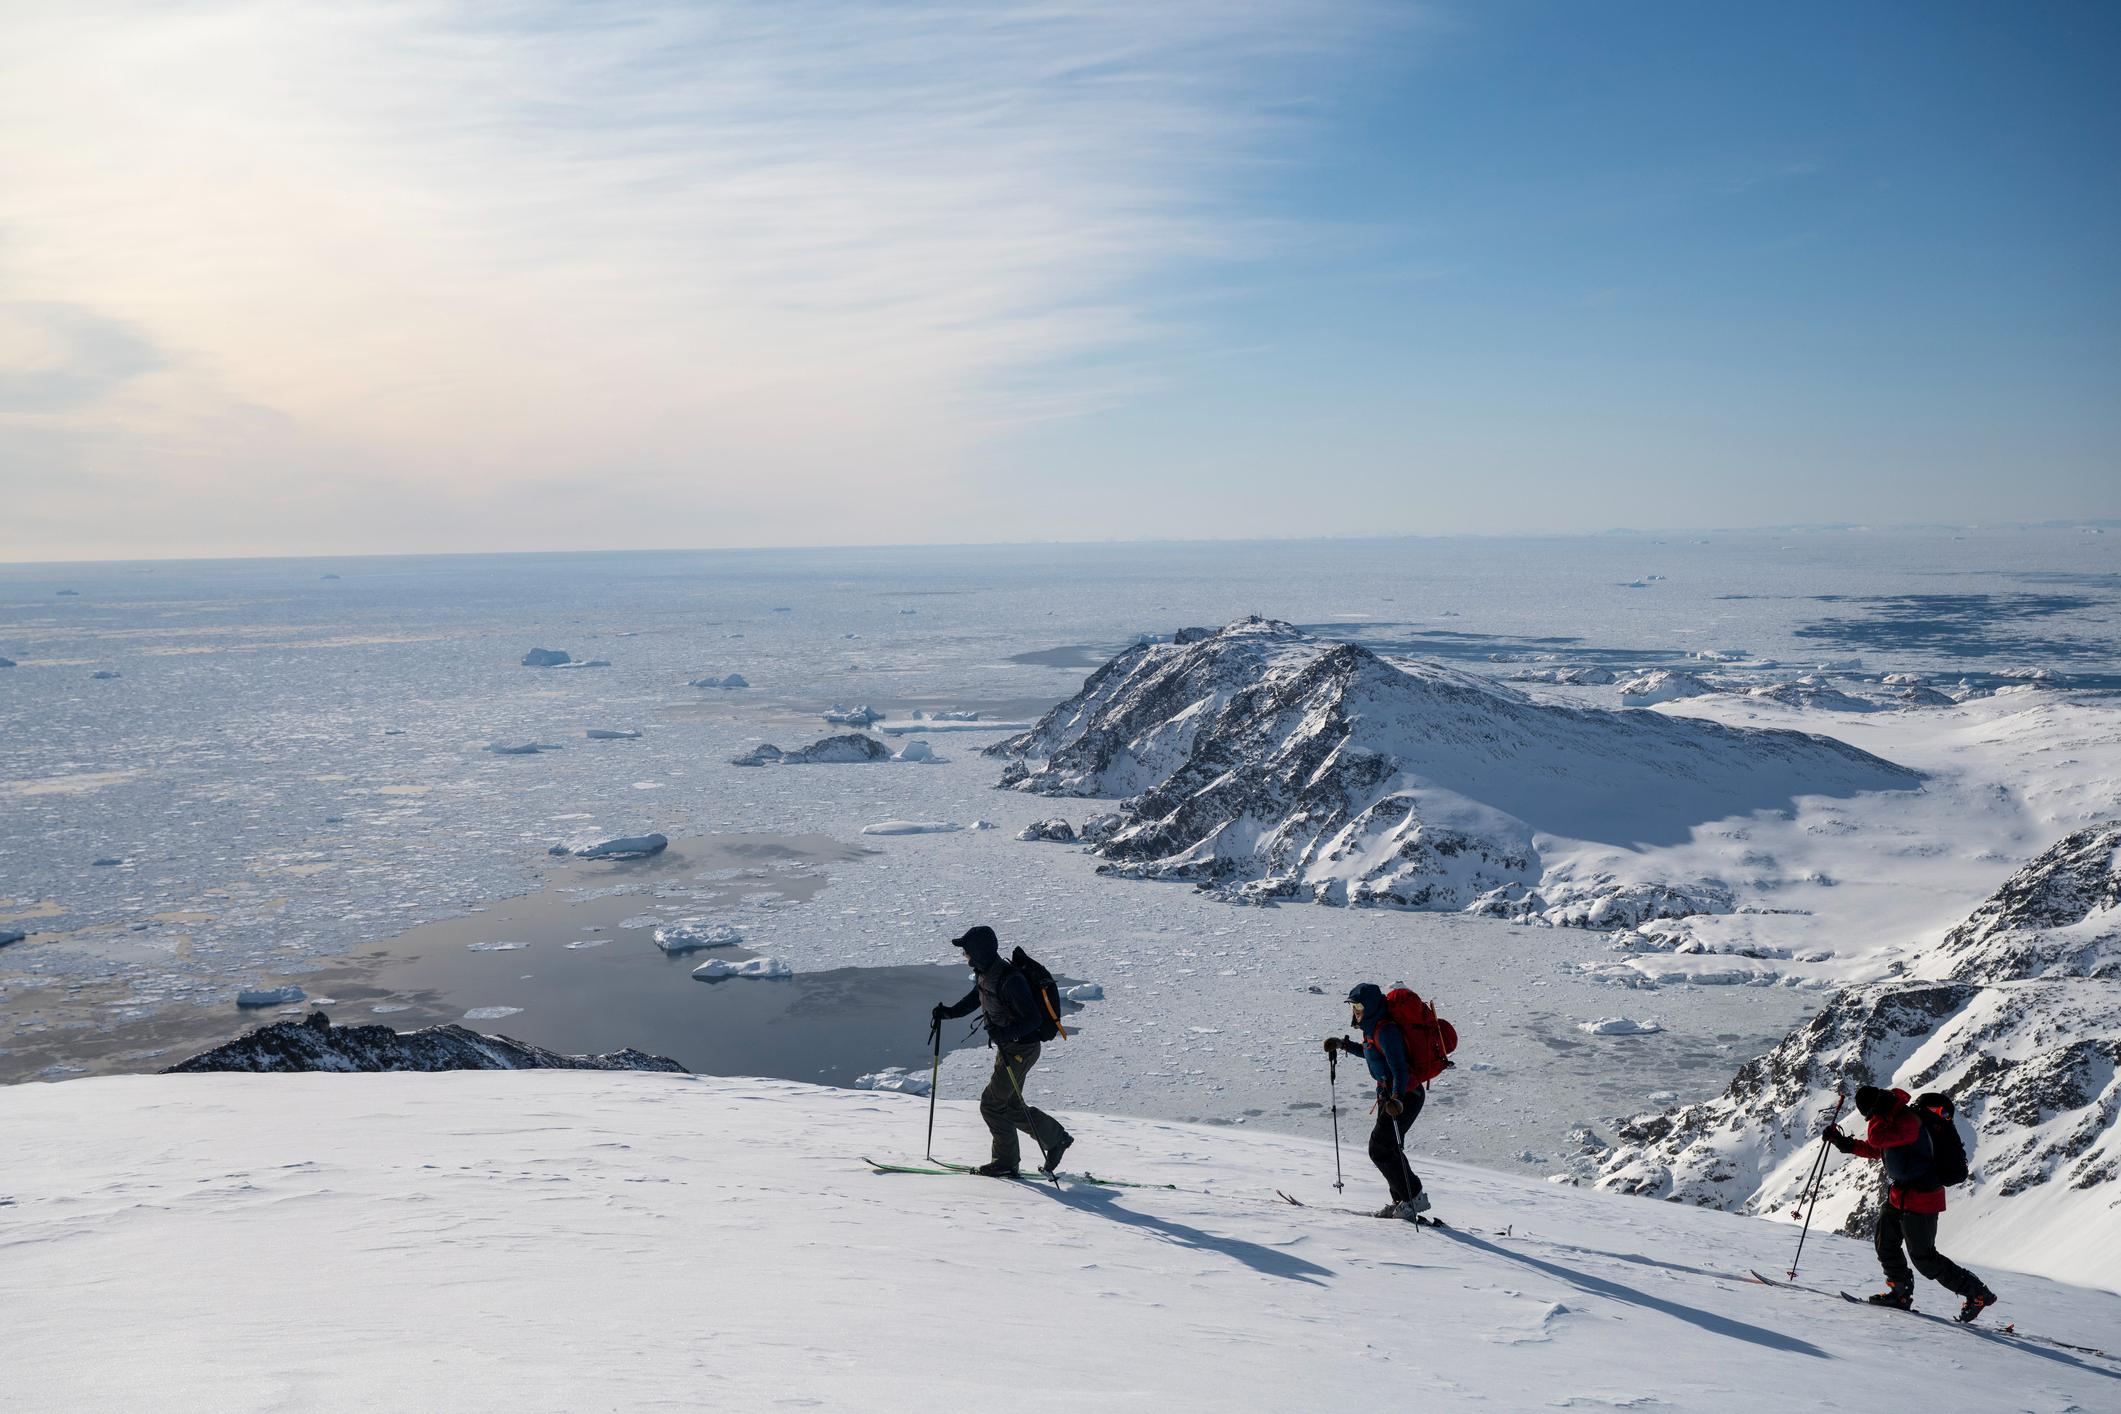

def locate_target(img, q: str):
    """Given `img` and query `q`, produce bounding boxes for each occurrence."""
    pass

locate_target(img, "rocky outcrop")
[988,618,1918,918]
[1018,818,1078,844]
[732,734,891,766]
[166,1010,685,1073]
[1590,826,2121,1282]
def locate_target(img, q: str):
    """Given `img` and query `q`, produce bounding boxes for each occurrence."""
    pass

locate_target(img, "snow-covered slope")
[164,1009,686,1073]
[1592,826,2121,1292]
[4,1073,2117,1413]
[988,618,1919,921]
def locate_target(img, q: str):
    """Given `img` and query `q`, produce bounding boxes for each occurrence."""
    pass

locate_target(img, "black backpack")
[1915,1091,1970,1187]
[1010,947,1068,1043]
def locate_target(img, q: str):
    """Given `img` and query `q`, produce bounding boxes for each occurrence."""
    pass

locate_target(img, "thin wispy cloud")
[0,0,1391,558]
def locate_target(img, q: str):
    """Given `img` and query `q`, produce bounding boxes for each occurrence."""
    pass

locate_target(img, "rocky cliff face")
[988,618,1919,918]
[1589,826,2121,1287]
[165,1010,686,1073]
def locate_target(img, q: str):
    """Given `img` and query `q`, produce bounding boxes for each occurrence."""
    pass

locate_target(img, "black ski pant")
[979,1041,1068,1169]
[1874,1205,1980,1297]
[1366,1087,1425,1203]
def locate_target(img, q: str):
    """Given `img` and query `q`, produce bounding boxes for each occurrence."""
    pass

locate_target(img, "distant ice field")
[2,529,2117,1174]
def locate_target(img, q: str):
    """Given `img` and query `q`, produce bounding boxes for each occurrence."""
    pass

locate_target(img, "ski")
[1275,1191,1449,1227]
[1745,1270,2112,1362]
[861,1157,1174,1190]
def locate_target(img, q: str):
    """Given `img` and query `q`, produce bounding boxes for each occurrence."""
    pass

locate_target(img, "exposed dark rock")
[165,1010,685,1074]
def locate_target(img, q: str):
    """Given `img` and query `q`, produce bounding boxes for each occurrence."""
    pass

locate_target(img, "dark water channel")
[294,835,987,1084]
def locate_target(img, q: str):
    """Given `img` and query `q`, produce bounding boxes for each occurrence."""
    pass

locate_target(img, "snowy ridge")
[163,1009,685,1073]
[1592,826,2121,1291]
[988,618,1920,918]
[6,1073,2117,1412]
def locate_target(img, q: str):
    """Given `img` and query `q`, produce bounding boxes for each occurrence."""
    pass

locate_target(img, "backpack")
[1383,988,1457,1089]
[1010,947,1068,1043]
[1915,1092,1970,1187]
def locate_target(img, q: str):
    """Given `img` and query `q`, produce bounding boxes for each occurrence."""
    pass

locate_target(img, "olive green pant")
[980,1041,1068,1168]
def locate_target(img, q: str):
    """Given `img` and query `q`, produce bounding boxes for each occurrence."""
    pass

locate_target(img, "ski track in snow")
[1,1073,2114,1413]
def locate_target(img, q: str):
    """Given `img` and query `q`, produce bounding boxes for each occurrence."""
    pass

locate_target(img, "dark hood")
[953,925,1001,970]
[1347,982,1389,1033]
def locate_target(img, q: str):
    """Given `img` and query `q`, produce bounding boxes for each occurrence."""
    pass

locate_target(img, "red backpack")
[1383,988,1458,1089]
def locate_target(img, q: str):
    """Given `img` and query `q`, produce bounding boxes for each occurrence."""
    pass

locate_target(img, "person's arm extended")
[935,986,979,1021]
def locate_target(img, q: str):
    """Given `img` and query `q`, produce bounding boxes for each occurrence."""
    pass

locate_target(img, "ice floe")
[653,921,743,954]
[690,956,793,980]
[565,834,669,860]
[1576,1017,1663,1036]
[585,728,641,740]
[854,1067,933,1096]
[860,820,967,836]
[463,1006,524,1020]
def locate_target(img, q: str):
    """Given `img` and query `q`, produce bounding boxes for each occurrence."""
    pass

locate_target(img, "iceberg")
[860,820,965,836]
[893,740,936,763]
[822,703,884,726]
[689,674,750,689]
[521,648,572,667]
[1577,1017,1663,1036]
[585,728,642,740]
[0,929,25,948]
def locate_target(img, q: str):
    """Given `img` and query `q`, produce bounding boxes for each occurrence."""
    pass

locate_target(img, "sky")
[0,0,2115,562]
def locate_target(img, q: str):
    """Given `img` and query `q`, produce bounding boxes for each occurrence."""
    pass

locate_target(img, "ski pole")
[1787,1082,1848,1280]
[924,1017,942,1162]
[1328,1045,1345,1192]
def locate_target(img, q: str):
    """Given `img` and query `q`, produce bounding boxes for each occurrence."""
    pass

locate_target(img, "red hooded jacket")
[1848,1087,1946,1214]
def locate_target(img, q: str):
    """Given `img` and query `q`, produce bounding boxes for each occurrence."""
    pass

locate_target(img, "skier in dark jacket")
[932,925,1072,1179]
[1827,1084,1997,1321]
[1323,982,1429,1221]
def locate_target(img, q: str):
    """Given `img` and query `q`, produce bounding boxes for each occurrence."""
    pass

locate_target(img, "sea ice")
[860,820,964,835]
[690,956,794,980]
[552,659,611,670]
[653,921,743,954]
[585,729,642,740]
[236,986,306,1008]
[466,941,529,952]
[487,742,554,755]
[463,1006,523,1020]
[1064,983,1104,1002]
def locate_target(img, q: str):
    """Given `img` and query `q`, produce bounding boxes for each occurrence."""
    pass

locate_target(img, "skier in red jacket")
[1827,1084,1997,1322]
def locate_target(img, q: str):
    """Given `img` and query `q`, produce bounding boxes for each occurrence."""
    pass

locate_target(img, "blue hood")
[1347,982,1389,1033]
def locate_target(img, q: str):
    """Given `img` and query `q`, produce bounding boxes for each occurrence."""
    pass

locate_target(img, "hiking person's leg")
[1874,1203,1914,1290]
[1395,1087,1425,1199]
[1367,1105,1410,1204]
[1002,1042,1070,1164]
[978,1047,1025,1169]
[1901,1211,1978,1296]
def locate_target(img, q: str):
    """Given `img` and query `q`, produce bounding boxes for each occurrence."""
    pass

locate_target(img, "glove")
[931,1004,948,1024]
[1383,1094,1404,1116]
[1322,1036,1341,1055]
[1825,1125,1854,1154]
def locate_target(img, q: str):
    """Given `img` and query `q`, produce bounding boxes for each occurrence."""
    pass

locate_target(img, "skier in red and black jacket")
[1827,1084,1998,1322]
[1324,982,1429,1222]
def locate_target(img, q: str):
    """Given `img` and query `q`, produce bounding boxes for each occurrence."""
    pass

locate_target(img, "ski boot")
[1394,1192,1434,1222]
[973,1159,1020,1179]
[1864,1283,1913,1311]
[1955,1284,1998,1324]
[1371,1203,1403,1219]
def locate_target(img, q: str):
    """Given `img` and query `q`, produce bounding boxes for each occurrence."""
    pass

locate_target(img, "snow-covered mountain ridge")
[988,618,1920,923]
[6,1072,2117,1413]
[1591,825,2121,1292]
[164,1009,686,1073]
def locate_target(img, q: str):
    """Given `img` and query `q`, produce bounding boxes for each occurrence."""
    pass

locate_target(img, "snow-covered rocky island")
[989,618,1918,923]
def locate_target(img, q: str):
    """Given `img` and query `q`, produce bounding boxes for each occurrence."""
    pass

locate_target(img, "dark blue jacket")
[1349,982,1411,1094]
